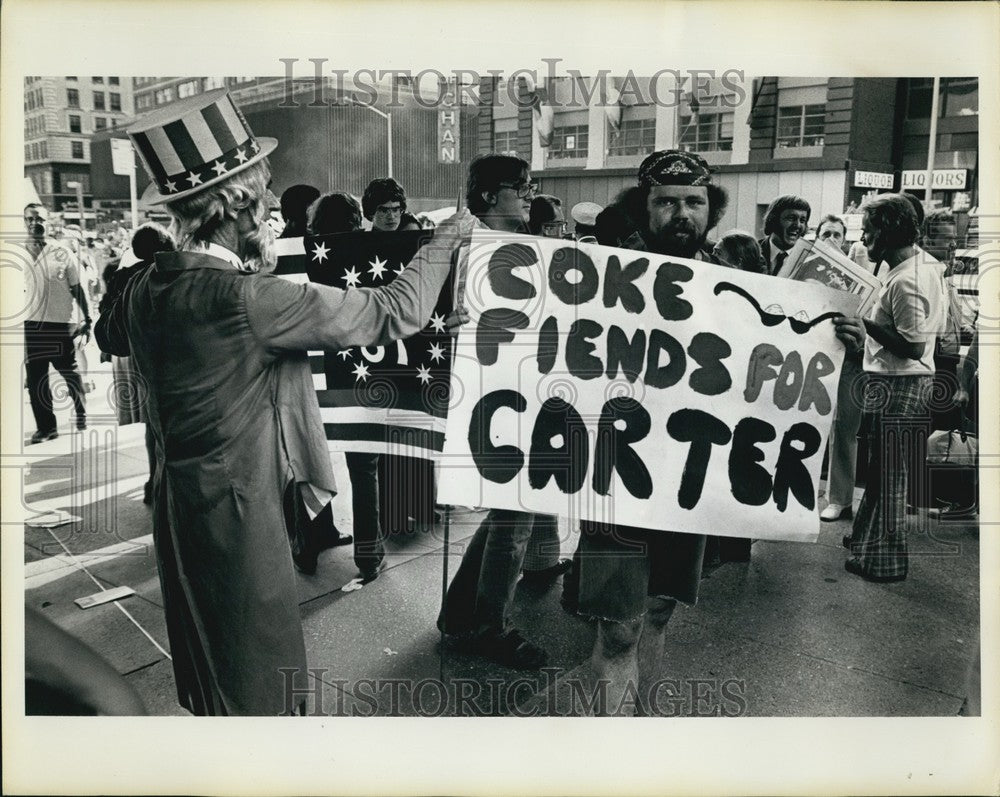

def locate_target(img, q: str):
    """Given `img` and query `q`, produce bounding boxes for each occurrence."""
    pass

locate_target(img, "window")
[776,104,825,148]
[94,117,107,131]
[94,91,106,110]
[549,125,589,160]
[679,112,734,153]
[93,76,104,83]
[40,142,47,159]
[31,143,38,160]
[608,117,657,157]
[67,88,79,108]
[177,80,200,99]
[63,173,90,192]
[939,77,978,117]
[155,87,175,104]
[204,76,227,90]
[110,92,121,111]
[136,94,153,110]
[493,130,520,157]
[25,144,31,160]
[71,141,84,159]
[109,77,120,85]
[69,114,81,133]
[907,77,979,119]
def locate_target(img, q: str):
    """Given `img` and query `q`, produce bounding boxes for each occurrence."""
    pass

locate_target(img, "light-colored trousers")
[827,356,865,507]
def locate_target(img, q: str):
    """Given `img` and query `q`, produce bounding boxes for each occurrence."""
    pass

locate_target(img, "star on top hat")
[128,88,277,205]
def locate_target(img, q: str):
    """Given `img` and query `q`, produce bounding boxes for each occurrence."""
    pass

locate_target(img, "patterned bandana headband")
[638,149,713,187]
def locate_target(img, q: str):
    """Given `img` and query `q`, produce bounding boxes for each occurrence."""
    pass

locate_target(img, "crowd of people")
[24,89,978,715]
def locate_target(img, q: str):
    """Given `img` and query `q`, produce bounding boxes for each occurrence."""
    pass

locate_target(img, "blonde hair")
[165,159,271,252]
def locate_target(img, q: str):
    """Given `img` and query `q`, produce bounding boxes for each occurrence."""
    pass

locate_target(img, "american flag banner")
[274,230,455,460]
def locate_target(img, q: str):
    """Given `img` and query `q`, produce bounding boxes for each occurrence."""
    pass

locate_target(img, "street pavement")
[18,337,981,717]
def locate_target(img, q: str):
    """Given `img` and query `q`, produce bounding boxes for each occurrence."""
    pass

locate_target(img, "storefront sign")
[437,80,460,164]
[901,169,967,190]
[853,170,894,189]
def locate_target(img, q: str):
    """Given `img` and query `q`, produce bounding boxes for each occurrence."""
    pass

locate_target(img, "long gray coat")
[97,244,452,715]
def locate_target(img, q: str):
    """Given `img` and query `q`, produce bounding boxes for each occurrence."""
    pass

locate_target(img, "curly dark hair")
[862,193,920,250]
[361,178,406,221]
[131,223,176,261]
[308,192,363,235]
[605,183,729,247]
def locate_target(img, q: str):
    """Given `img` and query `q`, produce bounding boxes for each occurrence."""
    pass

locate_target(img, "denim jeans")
[345,452,385,574]
[438,508,541,636]
[521,514,562,572]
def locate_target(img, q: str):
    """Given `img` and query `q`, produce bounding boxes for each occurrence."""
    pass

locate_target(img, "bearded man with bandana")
[545,151,865,715]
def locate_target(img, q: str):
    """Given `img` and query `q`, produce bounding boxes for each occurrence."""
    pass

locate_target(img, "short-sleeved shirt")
[26,241,80,324]
[863,251,946,375]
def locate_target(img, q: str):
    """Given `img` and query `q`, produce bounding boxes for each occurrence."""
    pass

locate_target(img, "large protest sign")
[437,230,862,542]
[275,230,454,459]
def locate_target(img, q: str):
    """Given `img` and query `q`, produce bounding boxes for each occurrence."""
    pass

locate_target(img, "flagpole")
[439,500,451,685]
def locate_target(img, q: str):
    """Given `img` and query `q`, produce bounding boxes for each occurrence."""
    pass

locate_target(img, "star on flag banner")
[274,229,455,460]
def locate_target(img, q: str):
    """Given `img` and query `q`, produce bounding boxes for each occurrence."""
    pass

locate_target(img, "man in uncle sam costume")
[96,89,470,715]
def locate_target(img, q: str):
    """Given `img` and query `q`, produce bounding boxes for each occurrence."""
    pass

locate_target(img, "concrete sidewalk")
[19,342,981,717]
[21,443,980,717]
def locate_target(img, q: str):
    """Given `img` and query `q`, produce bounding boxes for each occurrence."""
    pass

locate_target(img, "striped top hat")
[128,89,276,205]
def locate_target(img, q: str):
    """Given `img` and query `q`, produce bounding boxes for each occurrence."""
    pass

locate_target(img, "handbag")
[926,425,977,468]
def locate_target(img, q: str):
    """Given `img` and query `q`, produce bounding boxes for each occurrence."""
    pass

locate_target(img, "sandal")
[476,628,548,670]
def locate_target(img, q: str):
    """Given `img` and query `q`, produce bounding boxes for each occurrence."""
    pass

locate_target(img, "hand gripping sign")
[437,230,861,543]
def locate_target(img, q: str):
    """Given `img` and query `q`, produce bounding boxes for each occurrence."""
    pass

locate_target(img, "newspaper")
[776,237,882,317]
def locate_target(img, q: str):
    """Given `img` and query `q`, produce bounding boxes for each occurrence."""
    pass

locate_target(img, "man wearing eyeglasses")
[362,177,407,232]
[437,154,556,671]
[528,194,568,239]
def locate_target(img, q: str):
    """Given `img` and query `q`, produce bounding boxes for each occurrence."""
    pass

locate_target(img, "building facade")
[90,75,479,214]
[473,74,980,242]
[78,73,979,238]
[23,76,135,225]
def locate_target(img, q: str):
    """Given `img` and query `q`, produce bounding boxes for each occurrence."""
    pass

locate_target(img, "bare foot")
[517,661,640,717]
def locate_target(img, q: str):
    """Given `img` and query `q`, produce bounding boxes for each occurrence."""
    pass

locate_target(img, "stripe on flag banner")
[276,229,454,460]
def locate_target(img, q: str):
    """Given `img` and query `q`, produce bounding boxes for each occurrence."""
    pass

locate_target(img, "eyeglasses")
[498,181,537,199]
